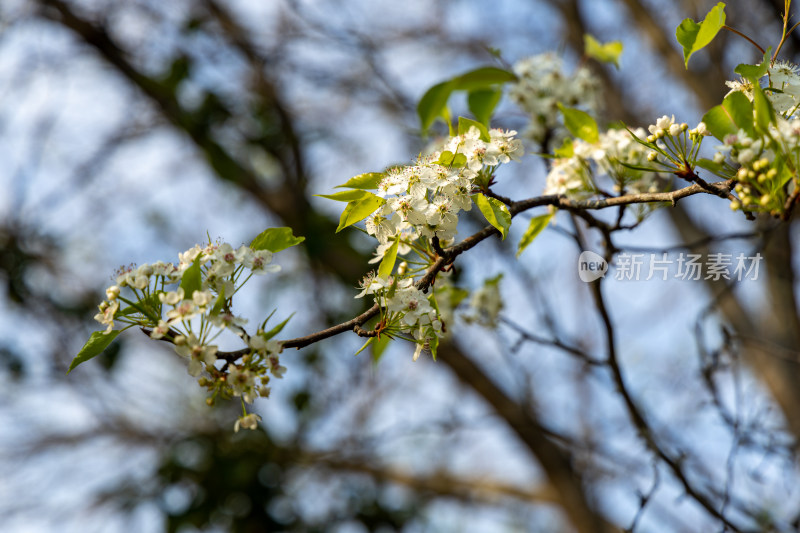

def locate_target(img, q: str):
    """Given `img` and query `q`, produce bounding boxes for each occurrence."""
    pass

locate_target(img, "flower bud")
[106,286,120,300]
[730,200,741,211]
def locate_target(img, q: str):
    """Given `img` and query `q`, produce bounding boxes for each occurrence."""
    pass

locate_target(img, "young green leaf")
[458,116,491,142]
[117,293,161,318]
[68,330,121,374]
[250,227,305,252]
[437,151,467,168]
[335,172,384,190]
[676,2,726,68]
[427,331,439,362]
[337,193,386,232]
[558,103,599,143]
[316,189,369,202]
[418,67,515,133]
[554,138,574,158]
[516,213,553,257]
[584,34,623,69]
[701,91,753,140]
[753,83,776,132]
[418,80,456,133]
[371,334,391,364]
[179,258,202,299]
[734,47,771,81]
[467,88,502,127]
[453,66,516,90]
[354,337,374,357]
[695,158,726,174]
[210,285,226,316]
[377,237,400,279]
[472,193,511,240]
[262,313,294,341]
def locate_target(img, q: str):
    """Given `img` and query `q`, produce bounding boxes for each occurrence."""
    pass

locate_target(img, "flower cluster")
[92,240,287,431]
[544,126,662,200]
[509,53,602,148]
[717,119,800,214]
[354,126,522,358]
[369,127,522,247]
[726,60,800,118]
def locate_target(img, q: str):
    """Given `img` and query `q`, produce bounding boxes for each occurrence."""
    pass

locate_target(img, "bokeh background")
[1,0,800,531]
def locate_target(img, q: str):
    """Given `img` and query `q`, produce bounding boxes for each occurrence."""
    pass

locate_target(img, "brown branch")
[589,276,743,531]
[213,180,736,360]
[438,341,617,533]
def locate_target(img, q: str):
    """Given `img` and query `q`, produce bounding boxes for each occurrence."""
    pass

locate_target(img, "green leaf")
[734,47,771,81]
[453,66,516,90]
[458,116,491,142]
[437,151,468,168]
[377,237,400,279]
[676,2,726,68]
[554,138,574,158]
[250,227,305,252]
[468,88,502,127]
[701,91,754,140]
[427,332,439,362]
[584,34,623,69]
[753,83,776,131]
[516,213,553,257]
[472,193,511,240]
[695,158,726,174]
[336,172,384,190]
[316,189,369,202]
[418,67,515,133]
[68,330,121,374]
[558,103,599,143]
[210,285,226,316]
[179,258,202,299]
[354,337,374,357]
[262,313,294,341]
[371,334,391,364]
[337,193,386,232]
[117,293,161,318]
[418,80,456,133]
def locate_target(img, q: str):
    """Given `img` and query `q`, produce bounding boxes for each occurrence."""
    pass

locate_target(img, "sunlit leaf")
[316,189,369,202]
[516,213,553,258]
[336,193,386,232]
[68,330,121,374]
[558,103,599,143]
[457,116,491,141]
[262,313,294,341]
[335,172,384,190]
[701,91,753,140]
[250,227,305,252]
[179,258,202,299]
[377,237,400,279]
[584,34,623,69]
[472,193,511,240]
[676,2,726,68]
[468,88,502,127]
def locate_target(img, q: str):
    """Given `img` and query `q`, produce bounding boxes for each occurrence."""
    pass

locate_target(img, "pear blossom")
[234,413,261,432]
